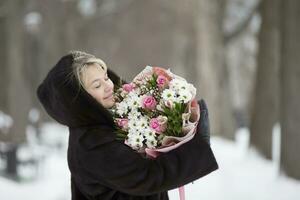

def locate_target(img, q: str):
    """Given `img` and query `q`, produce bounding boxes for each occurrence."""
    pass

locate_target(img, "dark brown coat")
[36,53,218,200]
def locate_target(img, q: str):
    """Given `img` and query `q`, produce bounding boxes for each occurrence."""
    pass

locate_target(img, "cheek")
[89,89,105,102]
[108,80,114,90]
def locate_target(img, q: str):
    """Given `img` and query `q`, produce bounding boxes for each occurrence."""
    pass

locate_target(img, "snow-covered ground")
[0,123,300,200]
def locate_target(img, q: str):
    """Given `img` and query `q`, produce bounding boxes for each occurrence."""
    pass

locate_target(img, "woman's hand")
[196,99,211,146]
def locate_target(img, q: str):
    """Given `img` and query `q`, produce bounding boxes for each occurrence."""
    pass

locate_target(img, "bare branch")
[224,0,261,44]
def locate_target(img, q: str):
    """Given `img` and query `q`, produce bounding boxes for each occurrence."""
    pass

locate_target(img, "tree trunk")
[3,0,31,178]
[0,17,8,112]
[0,4,9,134]
[280,0,300,180]
[195,0,236,138]
[6,0,30,144]
[169,0,195,81]
[5,144,18,178]
[250,0,280,159]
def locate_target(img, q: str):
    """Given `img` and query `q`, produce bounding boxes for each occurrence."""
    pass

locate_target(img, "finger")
[199,99,209,130]
[199,99,208,120]
[199,99,208,112]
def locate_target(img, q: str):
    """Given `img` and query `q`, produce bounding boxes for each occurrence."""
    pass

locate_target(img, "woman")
[36,50,218,200]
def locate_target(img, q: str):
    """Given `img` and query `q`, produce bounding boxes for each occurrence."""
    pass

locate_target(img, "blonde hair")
[69,50,107,90]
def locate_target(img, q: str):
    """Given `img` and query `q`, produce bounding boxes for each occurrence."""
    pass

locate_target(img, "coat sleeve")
[75,126,219,196]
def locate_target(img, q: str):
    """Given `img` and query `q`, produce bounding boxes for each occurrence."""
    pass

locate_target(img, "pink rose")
[150,116,168,133]
[122,83,135,92]
[150,118,160,131]
[153,67,172,81]
[156,75,168,88]
[142,95,157,110]
[116,118,129,130]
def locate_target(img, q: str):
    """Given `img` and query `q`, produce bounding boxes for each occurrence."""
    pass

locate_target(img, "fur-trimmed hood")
[36,52,122,128]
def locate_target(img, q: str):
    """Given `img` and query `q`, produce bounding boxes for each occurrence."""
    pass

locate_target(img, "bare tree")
[0,15,8,115]
[279,0,300,180]
[31,0,237,139]
[194,0,236,138]
[250,0,280,159]
[0,0,31,178]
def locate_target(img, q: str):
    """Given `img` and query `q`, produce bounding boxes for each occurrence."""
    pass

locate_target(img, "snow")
[0,153,70,200]
[24,12,43,34]
[28,108,40,124]
[1,123,300,200]
[272,123,281,176]
[0,111,13,134]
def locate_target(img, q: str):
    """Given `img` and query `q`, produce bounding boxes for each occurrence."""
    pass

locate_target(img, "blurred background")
[0,0,299,199]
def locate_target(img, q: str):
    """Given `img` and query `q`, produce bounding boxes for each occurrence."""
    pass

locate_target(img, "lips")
[103,92,113,100]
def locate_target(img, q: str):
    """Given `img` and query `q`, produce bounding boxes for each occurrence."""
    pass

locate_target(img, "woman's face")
[81,63,115,108]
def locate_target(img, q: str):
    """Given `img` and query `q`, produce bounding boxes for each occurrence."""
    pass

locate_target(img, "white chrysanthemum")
[168,78,196,103]
[169,79,185,90]
[143,128,156,139]
[177,89,193,103]
[128,115,148,131]
[144,65,153,73]
[127,134,144,150]
[127,92,141,109]
[134,87,142,95]
[127,128,143,142]
[116,101,128,116]
[179,82,190,91]
[128,118,138,129]
[169,79,192,99]
[135,116,149,129]
[161,89,176,102]
[127,126,141,136]
[145,136,158,149]
[128,110,141,120]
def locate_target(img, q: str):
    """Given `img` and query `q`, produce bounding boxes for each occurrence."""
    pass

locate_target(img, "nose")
[104,83,112,92]
[104,87,111,92]
[102,77,113,92]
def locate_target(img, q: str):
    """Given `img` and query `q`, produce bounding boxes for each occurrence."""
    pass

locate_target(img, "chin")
[102,100,115,109]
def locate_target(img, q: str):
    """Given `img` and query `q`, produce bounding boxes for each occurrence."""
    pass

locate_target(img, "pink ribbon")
[143,98,200,200]
[179,186,185,200]
[126,98,199,200]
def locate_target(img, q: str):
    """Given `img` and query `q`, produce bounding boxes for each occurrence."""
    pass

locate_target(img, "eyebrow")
[89,70,108,86]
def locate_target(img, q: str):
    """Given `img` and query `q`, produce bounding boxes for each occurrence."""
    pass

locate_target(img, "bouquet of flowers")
[112,66,200,157]
[111,66,201,200]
